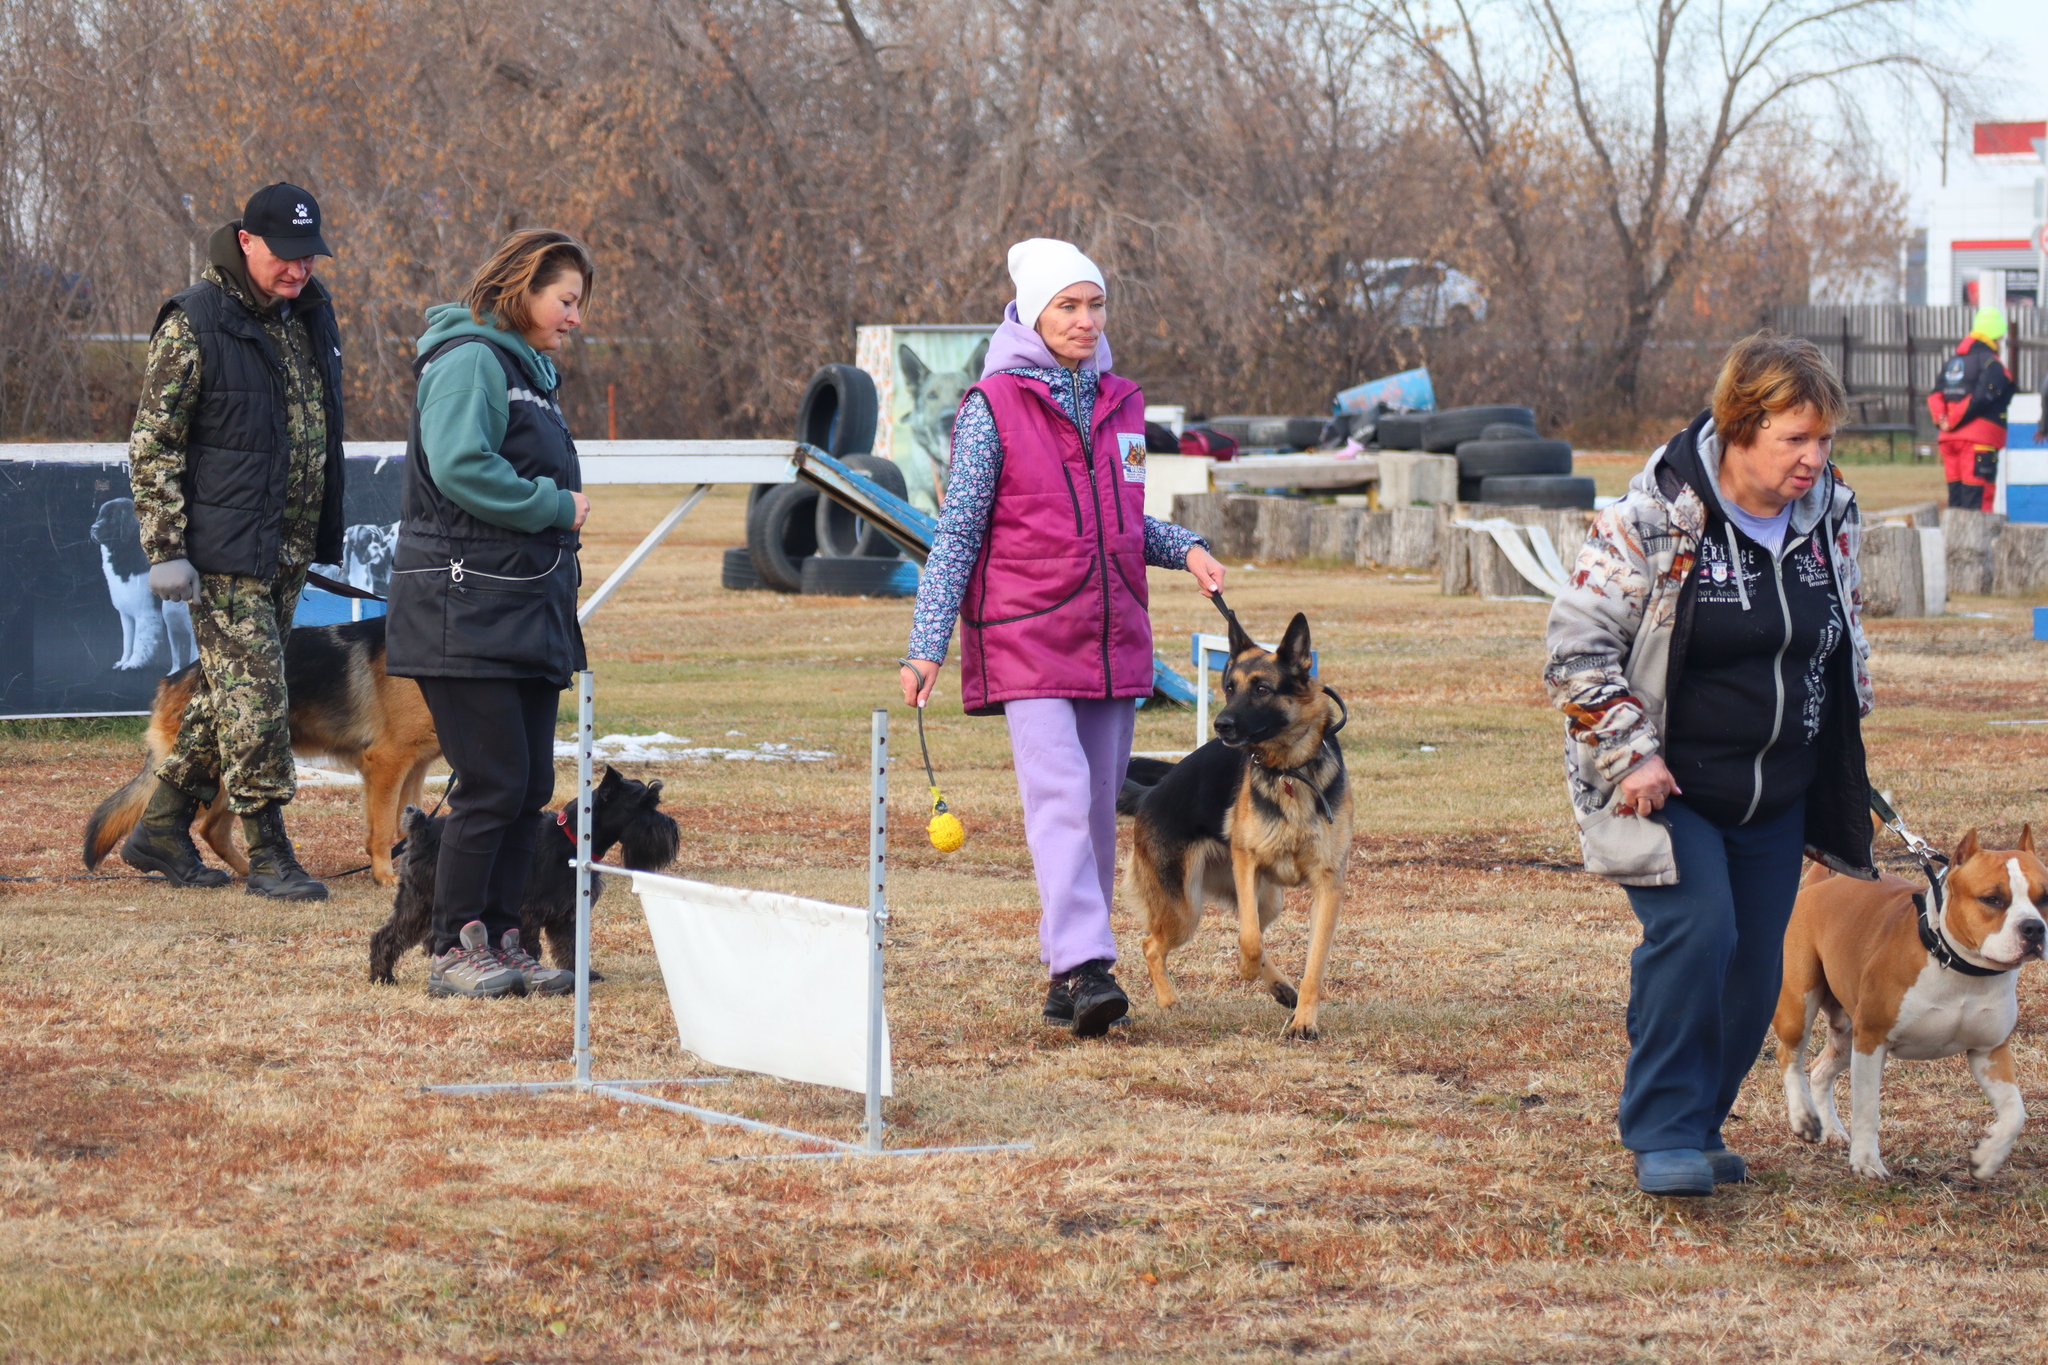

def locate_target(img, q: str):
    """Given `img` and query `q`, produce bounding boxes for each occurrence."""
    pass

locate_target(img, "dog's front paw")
[1970,1140,2011,1182]
[1849,1149,1890,1179]
[1281,1019,1320,1042]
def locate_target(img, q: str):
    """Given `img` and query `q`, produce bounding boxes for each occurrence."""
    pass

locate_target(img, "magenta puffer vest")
[957,370,1153,715]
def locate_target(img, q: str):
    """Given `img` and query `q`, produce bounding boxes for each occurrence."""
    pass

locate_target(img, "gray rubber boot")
[240,803,328,901]
[119,780,231,887]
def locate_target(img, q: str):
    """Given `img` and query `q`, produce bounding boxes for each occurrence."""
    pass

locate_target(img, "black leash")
[305,569,385,602]
[1869,790,2003,977]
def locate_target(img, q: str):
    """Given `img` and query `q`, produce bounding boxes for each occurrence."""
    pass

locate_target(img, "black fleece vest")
[156,279,346,576]
[385,335,585,685]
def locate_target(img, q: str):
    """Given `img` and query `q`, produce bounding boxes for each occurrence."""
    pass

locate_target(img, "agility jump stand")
[424,682,1029,1161]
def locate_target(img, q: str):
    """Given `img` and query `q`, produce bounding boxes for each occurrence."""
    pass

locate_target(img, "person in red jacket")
[1928,305,2016,512]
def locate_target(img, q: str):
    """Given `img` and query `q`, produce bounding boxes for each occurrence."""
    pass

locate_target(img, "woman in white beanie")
[898,238,1226,1036]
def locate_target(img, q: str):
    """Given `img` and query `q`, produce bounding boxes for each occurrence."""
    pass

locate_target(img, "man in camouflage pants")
[121,183,347,900]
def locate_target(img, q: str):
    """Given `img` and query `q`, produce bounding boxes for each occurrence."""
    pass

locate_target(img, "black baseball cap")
[241,182,331,259]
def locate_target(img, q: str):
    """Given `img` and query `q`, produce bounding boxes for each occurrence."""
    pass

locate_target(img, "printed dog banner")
[854,324,995,517]
[629,870,892,1097]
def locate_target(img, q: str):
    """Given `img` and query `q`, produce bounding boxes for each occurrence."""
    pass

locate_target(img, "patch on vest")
[1118,431,1147,483]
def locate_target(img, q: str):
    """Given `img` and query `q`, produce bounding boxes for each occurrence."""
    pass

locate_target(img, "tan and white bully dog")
[1772,827,2048,1181]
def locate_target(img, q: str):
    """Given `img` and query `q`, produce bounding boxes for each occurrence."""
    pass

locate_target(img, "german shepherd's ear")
[1226,610,1258,659]
[2020,823,2035,855]
[1276,613,1313,680]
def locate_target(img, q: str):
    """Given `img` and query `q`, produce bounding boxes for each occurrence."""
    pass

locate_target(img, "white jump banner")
[631,870,892,1097]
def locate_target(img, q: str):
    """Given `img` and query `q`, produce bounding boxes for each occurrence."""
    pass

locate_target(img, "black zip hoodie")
[1653,416,1871,858]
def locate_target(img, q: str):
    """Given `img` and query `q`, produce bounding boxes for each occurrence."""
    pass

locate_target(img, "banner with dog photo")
[0,451,405,718]
[854,324,995,516]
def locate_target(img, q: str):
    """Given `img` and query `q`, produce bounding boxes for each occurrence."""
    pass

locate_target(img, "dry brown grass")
[7,471,2048,1363]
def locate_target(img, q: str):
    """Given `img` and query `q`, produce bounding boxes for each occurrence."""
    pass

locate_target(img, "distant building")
[1920,121,2045,308]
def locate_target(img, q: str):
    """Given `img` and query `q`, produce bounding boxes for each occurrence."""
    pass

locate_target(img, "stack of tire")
[722,364,920,597]
[1422,404,1595,510]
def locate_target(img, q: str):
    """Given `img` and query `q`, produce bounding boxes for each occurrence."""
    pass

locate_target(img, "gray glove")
[148,558,200,603]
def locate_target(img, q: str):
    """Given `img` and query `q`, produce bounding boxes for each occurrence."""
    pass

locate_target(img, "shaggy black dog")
[368,766,680,984]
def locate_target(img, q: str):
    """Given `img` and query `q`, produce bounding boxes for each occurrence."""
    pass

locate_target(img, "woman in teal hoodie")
[388,228,594,1000]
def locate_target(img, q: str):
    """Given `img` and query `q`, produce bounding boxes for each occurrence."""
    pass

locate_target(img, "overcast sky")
[1899,0,2048,209]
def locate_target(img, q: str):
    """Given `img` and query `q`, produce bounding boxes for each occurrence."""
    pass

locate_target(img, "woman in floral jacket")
[1543,333,1876,1196]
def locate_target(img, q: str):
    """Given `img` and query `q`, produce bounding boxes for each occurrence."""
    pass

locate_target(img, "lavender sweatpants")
[1003,697,1136,976]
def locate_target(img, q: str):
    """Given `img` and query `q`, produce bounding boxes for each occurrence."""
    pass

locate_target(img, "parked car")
[1351,259,1486,329]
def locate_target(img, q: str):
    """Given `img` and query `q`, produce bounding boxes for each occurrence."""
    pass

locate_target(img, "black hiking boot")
[240,803,328,901]
[118,780,231,887]
[1051,959,1129,1038]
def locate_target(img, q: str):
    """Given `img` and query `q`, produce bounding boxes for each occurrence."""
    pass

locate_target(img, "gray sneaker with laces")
[497,928,574,996]
[429,921,527,998]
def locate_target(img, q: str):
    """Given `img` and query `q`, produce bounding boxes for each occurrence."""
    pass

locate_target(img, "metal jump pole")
[866,709,888,1153]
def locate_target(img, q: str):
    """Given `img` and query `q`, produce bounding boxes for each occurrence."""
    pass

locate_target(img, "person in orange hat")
[1929,305,2016,512]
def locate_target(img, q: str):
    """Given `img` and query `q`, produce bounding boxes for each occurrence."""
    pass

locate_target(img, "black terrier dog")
[368,766,681,984]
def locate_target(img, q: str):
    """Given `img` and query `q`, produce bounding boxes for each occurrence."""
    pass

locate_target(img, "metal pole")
[574,669,595,1087]
[866,708,888,1152]
[577,483,712,625]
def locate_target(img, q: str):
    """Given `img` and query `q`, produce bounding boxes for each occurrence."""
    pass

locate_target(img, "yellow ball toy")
[927,789,966,853]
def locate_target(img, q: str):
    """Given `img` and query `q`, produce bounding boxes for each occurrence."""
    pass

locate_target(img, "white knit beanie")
[1008,238,1105,330]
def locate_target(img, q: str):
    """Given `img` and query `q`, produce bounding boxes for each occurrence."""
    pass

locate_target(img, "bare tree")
[1353,0,1933,406]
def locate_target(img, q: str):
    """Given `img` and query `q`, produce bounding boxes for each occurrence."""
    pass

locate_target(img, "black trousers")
[416,676,559,954]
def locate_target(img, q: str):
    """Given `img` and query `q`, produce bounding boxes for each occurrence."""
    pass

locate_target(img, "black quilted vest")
[386,335,585,685]
[154,277,346,576]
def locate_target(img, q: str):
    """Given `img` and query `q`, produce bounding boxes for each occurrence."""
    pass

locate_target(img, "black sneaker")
[1043,977,1131,1028]
[1051,960,1129,1037]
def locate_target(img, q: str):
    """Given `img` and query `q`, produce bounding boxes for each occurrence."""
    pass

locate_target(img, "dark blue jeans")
[1619,795,1807,1153]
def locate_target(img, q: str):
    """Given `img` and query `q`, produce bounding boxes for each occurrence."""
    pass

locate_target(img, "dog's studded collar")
[1914,879,2009,977]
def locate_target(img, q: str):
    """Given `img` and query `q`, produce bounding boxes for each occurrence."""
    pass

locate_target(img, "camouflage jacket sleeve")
[1542,501,1663,783]
[127,309,201,565]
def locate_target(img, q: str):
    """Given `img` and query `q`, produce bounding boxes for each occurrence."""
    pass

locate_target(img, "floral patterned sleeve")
[905,391,1002,663]
[1144,516,1204,569]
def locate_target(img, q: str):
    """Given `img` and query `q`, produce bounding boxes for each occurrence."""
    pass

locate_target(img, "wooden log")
[1870,500,1941,529]
[1355,510,1394,566]
[1992,523,2048,596]
[1307,506,1363,562]
[1171,492,1229,552]
[1439,524,1475,594]
[1251,498,1314,561]
[1214,495,1265,559]
[1858,523,1923,618]
[1941,507,2006,597]
[1388,505,1438,568]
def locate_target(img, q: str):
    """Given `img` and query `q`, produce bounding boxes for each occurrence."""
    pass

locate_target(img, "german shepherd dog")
[368,766,680,983]
[83,617,440,887]
[1122,611,1353,1040]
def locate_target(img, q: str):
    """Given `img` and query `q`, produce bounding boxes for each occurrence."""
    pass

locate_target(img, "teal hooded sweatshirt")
[412,303,580,533]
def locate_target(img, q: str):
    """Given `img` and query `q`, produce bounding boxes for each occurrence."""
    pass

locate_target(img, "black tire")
[1480,421,1537,441]
[746,482,821,592]
[1207,415,1327,450]
[1375,413,1425,450]
[1422,405,1538,453]
[814,454,908,559]
[799,554,920,597]
[721,546,764,590]
[795,363,879,457]
[1478,475,1596,509]
[1454,438,1572,479]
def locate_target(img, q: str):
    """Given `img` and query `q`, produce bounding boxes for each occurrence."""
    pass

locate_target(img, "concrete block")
[1378,451,1459,508]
